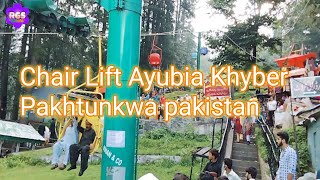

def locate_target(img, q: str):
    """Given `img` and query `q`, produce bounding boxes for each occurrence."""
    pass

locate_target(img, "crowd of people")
[170,148,258,180]
[171,129,298,180]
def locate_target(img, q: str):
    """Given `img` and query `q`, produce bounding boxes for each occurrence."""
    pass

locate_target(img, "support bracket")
[98,0,142,14]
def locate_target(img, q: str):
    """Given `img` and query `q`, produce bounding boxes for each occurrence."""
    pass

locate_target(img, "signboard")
[290,76,320,98]
[200,47,208,55]
[205,85,230,97]
[191,53,197,59]
[106,130,125,148]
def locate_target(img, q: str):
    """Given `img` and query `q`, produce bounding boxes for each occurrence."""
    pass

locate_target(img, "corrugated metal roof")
[0,120,45,143]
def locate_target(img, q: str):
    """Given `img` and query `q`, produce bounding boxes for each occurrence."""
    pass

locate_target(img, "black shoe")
[79,170,84,176]
[67,166,76,171]
[51,164,58,170]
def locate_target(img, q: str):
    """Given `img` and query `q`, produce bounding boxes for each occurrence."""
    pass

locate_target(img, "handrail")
[218,117,230,151]
[218,117,231,164]
[257,114,280,179]
[257,116,279,162]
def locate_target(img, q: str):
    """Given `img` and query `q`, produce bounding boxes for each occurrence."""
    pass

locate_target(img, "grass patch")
[234,91,255,101]
[139,127,221,156]
[0,159,205,180]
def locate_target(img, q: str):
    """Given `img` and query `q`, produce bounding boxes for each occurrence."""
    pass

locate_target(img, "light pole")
[197,32,201,70]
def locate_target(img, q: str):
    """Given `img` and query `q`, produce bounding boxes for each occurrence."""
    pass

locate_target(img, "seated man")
[200,149,222,180]
[51,118,78,170]
[67,119,96,176]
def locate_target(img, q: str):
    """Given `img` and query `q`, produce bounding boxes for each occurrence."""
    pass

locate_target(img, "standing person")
[51,118,78,170]
[244,117,252,145]
[157,104,164,121]
[67,119,96,176]
[245,167,258,180]
[267,97,277,129]
[276,131,297,180]
[234,117,242,143]
[160,93,166,105]
[222,158,241,180]
[201,149,222,179]
[249,96,258,138]
[49,118,57,143]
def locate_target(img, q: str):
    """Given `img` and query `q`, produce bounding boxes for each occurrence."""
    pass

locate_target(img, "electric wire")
[282,0,310,37]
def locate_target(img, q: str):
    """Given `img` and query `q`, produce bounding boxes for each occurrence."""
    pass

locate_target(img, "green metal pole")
[197,32,201,70]
[99,0,142,180]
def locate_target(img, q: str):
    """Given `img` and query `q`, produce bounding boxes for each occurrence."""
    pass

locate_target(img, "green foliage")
[256,126,313,174]
[286,127,313,174]
[234,91,255,100]
[207,16,281,70]
[0,155,48,169]
[140,127,221,156]
[255,128,268,161]
[207,0,284,71]
[279,0,320,53]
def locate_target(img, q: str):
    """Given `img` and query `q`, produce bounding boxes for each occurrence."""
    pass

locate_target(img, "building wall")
[307,120,320,171]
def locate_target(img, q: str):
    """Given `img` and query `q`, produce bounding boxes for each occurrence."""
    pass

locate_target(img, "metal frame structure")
[189,117,231,180]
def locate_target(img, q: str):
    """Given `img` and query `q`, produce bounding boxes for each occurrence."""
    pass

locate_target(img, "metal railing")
[189,116,231,179]
[256,114,280,180]
[218,117,231,165]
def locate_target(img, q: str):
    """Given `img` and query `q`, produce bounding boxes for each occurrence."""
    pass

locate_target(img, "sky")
[191,0,276,52]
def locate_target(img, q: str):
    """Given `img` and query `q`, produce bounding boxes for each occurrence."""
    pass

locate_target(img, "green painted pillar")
[197,32,201,70]
[99,0,142,179]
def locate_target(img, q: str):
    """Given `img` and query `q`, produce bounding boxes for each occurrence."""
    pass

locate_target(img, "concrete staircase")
[231,135,261,180]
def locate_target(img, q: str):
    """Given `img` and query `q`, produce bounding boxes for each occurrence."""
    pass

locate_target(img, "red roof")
[274,52,317,68]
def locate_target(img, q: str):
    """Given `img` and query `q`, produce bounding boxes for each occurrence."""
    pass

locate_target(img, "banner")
[205,85,230,97]
[290,76,320,98]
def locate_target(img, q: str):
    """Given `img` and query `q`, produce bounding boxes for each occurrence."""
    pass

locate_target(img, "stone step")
[231,148,259,156]
[232,143,258,152]
[231,159,260,170]
[231,154,258,161]
[233,139,257,144]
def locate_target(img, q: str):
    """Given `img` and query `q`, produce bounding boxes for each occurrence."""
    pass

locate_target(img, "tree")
[207,0,284,70]
[279,0,320,54]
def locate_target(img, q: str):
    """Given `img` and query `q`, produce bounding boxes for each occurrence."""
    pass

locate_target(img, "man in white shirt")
[222,158,241,180]
[267,97,277,128]
[245,167,258,180]
[51,118,78,170]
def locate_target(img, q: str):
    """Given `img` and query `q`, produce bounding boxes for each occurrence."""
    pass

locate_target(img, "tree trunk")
[12,25,29,121]
[0,24,13,119]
